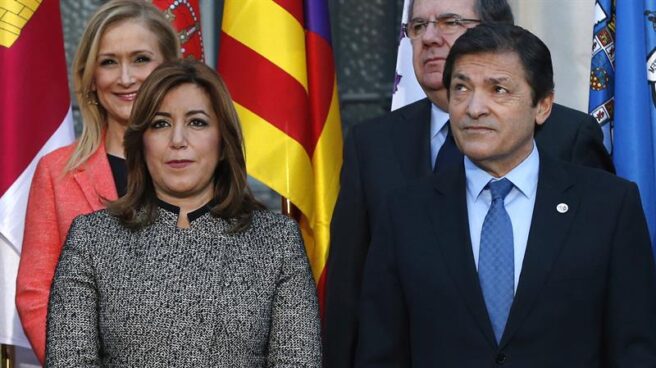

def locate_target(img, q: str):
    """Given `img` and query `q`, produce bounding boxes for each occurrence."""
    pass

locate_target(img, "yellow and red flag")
[151,0,205,61]
[218,0,343,309]
[0,0,75,348]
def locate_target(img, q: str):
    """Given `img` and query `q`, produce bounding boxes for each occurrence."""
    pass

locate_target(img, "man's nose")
[421,21,446,45]
[466,90,490,118]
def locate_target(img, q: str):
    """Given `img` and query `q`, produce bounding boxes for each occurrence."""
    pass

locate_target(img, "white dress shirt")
[430,104,450,170]
[465,142,540,292]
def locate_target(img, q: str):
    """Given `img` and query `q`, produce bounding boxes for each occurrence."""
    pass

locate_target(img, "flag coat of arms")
[152,0,205,60]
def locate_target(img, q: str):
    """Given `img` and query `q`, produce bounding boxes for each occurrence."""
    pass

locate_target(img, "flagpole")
[0,344,14,368]
[281,198,301,221]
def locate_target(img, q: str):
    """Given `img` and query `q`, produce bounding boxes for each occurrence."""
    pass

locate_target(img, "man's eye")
[442,18,460,27]
[411,21,427,32]
[495,86,509,94]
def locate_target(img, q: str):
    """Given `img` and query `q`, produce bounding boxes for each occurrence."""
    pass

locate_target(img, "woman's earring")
[86,91,98,106]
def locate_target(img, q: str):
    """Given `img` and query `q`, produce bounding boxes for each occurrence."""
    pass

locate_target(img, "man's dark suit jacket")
[324,98,615,367]
[355,153,656,367]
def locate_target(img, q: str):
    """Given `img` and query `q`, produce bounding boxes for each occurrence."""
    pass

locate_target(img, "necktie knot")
[488,178,513,201]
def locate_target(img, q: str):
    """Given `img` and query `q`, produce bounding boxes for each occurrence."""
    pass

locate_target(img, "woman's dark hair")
[108,59,262,232]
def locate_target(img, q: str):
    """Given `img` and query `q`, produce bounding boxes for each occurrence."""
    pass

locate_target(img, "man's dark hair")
[442,23,554,106]
[408,0,514,24]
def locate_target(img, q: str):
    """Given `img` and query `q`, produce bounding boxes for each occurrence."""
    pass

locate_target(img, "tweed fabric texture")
[45,208,321,367]
[478,178,514,343]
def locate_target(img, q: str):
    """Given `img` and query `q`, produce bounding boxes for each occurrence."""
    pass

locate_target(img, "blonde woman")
[16,0,179,363]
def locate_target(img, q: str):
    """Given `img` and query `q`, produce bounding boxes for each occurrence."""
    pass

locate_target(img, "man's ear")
[535,91,554,126]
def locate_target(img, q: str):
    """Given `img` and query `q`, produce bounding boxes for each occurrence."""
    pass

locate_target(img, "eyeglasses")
[403,15,481,39]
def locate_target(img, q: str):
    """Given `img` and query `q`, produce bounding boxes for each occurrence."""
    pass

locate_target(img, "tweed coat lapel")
[72,142,118,210]
[499,153,578,348]
[427,165,498,348]
[392,99,433,180]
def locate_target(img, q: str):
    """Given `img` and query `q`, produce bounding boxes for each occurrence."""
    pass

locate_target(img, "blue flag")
[590,0,656,251]
[588,0,615,153]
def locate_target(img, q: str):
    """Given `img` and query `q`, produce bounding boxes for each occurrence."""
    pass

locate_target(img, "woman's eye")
[99,58,116,66]
[150,120,170,129]
[135,55,152,63]
[189,119,208,127]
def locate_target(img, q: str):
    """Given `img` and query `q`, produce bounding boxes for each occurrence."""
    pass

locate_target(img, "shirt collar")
[156,198,219,222]
[430,103,450,138]
[465,141,540,200]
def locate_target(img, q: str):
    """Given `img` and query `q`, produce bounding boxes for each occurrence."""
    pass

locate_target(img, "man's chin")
[418,82,448,109]
[417,76,444,93]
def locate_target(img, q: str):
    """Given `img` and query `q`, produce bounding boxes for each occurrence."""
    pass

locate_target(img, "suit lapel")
[73,142,119,210]
[393,99,433,180]
[427,166,498,347]
[499,154,578,347]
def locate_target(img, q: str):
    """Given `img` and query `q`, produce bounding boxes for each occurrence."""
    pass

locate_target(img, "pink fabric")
[15,141,117,364]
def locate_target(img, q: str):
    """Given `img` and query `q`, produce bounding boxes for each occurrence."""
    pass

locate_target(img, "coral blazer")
[16,141,117,364]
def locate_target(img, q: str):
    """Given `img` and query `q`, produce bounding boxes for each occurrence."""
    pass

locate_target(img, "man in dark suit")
[356,23,656,367]
[323,1,614,366]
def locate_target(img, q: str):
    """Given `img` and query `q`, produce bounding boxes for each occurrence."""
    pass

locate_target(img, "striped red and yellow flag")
[218,0,343,304]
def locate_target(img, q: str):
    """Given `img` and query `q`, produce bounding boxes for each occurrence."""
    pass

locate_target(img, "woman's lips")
[166,160,193,169]
[115,92,137,101]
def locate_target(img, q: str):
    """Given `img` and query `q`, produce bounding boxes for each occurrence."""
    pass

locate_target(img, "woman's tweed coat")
[45,206,321,367]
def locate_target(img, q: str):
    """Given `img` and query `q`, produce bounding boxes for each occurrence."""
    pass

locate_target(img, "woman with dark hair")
[45,60,322,367]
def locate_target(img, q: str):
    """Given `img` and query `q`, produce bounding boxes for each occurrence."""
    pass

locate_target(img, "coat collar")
[72,140,118,210]
[428,152,578,349]
[428,163,498,347]
[392,98,434,179]
[499,153,577,348]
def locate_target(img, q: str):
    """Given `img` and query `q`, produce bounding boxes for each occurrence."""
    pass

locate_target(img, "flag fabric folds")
[589,0,615,153]
[151,0,205,61]
[218,0,343,304]
[391,0,424,110]
[0,0,75,347]
[589,0,656,252]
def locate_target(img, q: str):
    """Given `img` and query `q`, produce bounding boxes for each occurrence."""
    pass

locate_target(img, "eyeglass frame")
[403,15,481,39]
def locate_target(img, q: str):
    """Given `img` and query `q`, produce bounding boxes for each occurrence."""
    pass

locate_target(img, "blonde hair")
[66,0,180,171]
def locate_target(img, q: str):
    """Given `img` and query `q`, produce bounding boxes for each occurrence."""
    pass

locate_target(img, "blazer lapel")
[499,154,578,347]
[393,99,433,180]
[73,142,118,210]
[427,166,498,347]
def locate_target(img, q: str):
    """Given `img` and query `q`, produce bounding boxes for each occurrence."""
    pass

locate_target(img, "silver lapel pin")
[556,203,569,213]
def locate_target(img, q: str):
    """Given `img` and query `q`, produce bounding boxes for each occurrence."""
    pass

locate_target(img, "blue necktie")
[478,178,514,343]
